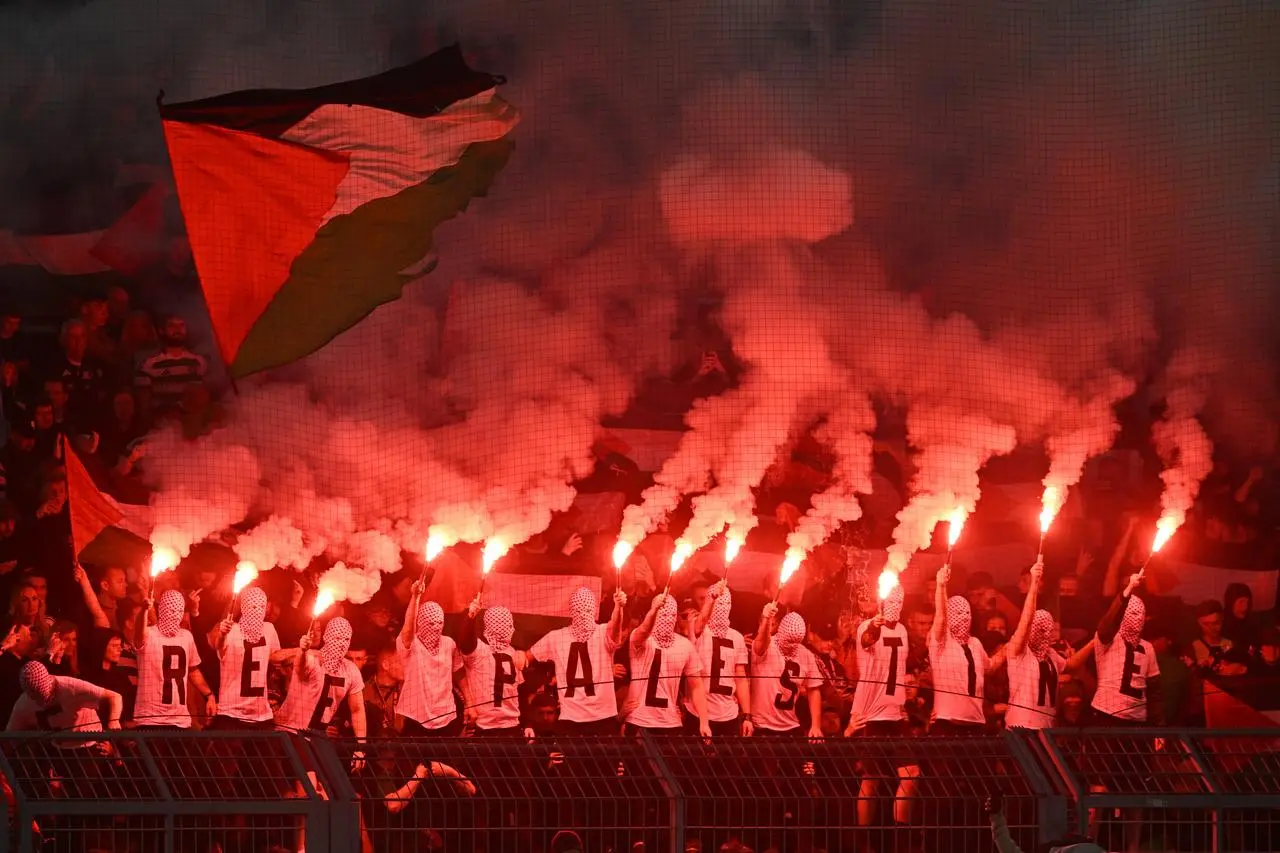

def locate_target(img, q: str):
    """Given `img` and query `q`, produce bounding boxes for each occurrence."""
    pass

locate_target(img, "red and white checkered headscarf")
[19,661,54,705]
[321,617,352,675]
[652,596,678,649]
[483,606,514,652]
[1028,609,1056,660]
[1119,596,1145,645]
[708,588,733,638]
[416,601,445,652]
[882,583,904,624]
[947,595,972,643]
[239,587,267,644]
[156,589,185,638]
[776,612,806,660]
[569,587,597,643]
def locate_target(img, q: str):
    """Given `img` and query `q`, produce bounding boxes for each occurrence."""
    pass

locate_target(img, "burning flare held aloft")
[946,508,967,549]
[724,535,745,566]
[612,539,635,571]
[149,546,179,579]
[1039,486,1063,535]
[312,587,337,619]
[481,540,509,574]
[877,568,900,601]
[425,529,450,563]
[1151,515,1180,554]
[232,560,259,595]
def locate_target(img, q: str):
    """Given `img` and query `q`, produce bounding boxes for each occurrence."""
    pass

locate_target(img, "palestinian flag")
[159,45,518,377]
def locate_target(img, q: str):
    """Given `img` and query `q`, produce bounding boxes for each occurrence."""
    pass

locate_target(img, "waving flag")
[159,45,518,377]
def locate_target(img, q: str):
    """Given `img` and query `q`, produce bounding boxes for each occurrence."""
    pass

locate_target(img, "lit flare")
[481,540,509,575]
[149,546,179,579]
[612,540,634,571]
[425,529,448,563]
[946,508,967,548]
[670,541,694,574]
[1151,516,1180,554]
[232,561,259,595]
[877,568,900,601]
[1039,486,1062,535]
[312,587,336,618]
[779,552,803,587]
[725,536,744,565]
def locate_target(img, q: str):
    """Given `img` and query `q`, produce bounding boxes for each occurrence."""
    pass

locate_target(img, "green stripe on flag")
[232,137,514,377]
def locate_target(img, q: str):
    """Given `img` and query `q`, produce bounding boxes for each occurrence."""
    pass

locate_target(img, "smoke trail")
[318,561,383,605]
[785,394,876,557]
[886,408,1017,573]
[1152,347,1217,535]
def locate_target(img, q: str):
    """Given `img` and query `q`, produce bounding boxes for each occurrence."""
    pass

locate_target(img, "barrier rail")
[0,730,1275,853]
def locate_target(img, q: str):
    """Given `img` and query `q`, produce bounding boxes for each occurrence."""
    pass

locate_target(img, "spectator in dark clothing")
[96,388,148,468]
[1222,583,1258,647]
[0,311,30,371]
[136,315,205,417]
[1189,600,1249,677]
[0,622,38,723]
[51,319,105,425]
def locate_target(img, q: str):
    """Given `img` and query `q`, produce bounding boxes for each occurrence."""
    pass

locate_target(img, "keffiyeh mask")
[239,587,267,644]
[652,596,678,649]
[776,612,806,660]
[157,589,185,638]
[19,661,54,705]
[1119,595,1145,645]
[416,601,444,652]
[569,587,596,643]
[1028,610,1056,659]
[484,607,514,651]
[947,595,972,643]
[708,588,732,638]
[322,617,352,675]
[882,584,904,623]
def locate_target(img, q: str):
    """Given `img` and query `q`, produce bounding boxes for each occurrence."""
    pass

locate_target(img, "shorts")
[851,719,915,773]
[403,717,463,737]
[683,716,742,738]
[205,715,275,732]
[929,719,986,736]
[554,717,621,736]
[473,725,525,738]
[1083,709,1155,792]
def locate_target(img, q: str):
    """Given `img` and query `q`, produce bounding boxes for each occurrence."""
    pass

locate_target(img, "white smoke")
[786,395,876,557]
[1152,347,1218,534]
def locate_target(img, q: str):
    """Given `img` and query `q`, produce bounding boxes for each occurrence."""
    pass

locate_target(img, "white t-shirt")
[275,654,365,732]
[1005,648,1066,730]
[462,640,523,730]
[397,634,463,729]
[216,623,280,723]
[850,620,909,728]
[530,623,619,723]
[1092,634,1160,721]
[928,634,989,725]
[7,677,108,735]
[624,634,702,729]
[749,639,822,733]
[684,628,749,723]
[134,626,202,728]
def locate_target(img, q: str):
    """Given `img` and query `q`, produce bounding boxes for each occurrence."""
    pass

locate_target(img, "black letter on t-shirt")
[883,635,904,696]
[34,705,64,731]
[308,674,346,730]
[644,650,668,708]
[1120,642,1145,700]
[240,637,267,698]
[162,645,188,705]
[492,652,517,707]
[565,641,595,698]
[710,637,735,696]
[774,660,801,710]
[1037,659,1059,707]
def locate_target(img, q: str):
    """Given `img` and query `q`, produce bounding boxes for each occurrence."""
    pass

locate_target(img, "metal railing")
[0,729,1276,853]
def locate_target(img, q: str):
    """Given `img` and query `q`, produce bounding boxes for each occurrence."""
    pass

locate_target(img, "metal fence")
[0,729,1276,853]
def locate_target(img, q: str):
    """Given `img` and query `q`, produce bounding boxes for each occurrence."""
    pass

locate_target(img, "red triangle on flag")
[161,120,350,366]
[65,442,125,556]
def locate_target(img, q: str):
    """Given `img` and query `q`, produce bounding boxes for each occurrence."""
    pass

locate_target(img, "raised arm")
[861,615,884,650]
[753,602,779,658]
[1006,559,1044,659]
[73,564,111,629]
[631,594,665,650]
[457,596,481,656]
[930,564,951,647]
[210,616,233,654]
[1102,516,1138,597]
[399,579,426,648]
[607,589,629,649]
[693,580,725,637]
[1097,573,1142,645]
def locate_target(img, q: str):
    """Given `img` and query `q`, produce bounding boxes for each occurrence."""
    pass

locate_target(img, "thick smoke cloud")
[5,1,1275,593]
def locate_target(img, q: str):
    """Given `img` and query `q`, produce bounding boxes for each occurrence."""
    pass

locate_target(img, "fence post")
[303,736,362,853]
[640,732,684,853]
[1005,730,1070,844]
